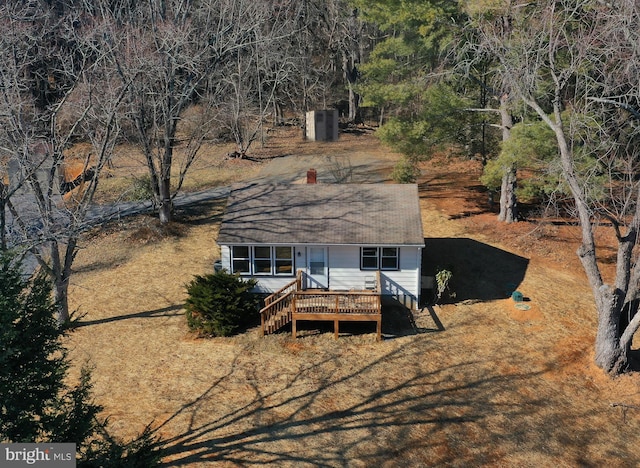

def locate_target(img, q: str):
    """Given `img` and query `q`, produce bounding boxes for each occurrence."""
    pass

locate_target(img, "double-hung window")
[253,246,272,275]
[231,246,294,276]
[361,247,379,270]
[231,246,251,274]
[360,247,399,271]
[380,247,399,270]
[274,247,294,275]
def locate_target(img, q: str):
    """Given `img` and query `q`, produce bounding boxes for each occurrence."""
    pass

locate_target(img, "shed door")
[307,247,328,289]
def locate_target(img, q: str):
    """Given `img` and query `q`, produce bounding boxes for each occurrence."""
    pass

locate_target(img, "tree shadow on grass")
[146,343,611,467]
[380,300,445,339]
[175,198,226,226]
[73,304,184,328]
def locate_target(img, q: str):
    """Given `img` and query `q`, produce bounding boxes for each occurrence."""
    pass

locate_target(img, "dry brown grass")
[66,128,640,467]
[90,140,262,205]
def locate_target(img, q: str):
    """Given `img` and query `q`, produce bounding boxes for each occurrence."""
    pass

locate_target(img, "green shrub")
[0,252,163,467]
[392,157,421,183]
[129,175,154,202]
[184,271,258,337]
[435,267,455,303]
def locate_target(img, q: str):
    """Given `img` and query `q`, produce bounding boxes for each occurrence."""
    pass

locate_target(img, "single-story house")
[217,180,425,310]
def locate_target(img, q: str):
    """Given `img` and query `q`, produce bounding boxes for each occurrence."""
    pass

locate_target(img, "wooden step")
[263,307,292,334]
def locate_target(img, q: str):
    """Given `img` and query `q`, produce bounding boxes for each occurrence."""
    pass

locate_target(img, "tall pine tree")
[0,253,94,443]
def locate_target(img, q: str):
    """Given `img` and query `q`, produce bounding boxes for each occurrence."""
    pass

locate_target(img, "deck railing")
[260,270,302,336]
[260,291,294,335]
[259,269,382,340]
[293,290,381,315]
[263,270,302,307]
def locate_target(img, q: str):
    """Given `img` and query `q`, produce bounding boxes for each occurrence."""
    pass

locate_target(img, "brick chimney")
[306,168,317,184]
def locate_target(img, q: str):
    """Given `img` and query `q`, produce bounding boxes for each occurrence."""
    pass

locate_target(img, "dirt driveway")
[253,140,397,184]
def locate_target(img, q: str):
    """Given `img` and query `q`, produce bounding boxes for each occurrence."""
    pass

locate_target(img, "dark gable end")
[217,183,425,246]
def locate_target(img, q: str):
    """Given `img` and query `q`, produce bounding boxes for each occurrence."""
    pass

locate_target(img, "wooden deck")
[260,270,382,340]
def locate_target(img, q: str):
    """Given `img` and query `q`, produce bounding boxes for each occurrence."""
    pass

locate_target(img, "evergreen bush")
[0,253,162,466]
[185,271,258,337]
[392,156,421,183]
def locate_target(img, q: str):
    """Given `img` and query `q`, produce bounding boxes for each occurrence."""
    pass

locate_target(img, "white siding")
[251,276,297,294]
[220,245,231,271]
[219,243,421,301]
[296,246,307,274]
[328,246,420,298]
[329,246,366,290]
[380,247,420,298]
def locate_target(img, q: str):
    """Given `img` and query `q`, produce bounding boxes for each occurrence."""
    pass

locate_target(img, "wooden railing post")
[291,294,297,339]
[334,294,340,339]
[296,269,303,291]
[376,270,382,341]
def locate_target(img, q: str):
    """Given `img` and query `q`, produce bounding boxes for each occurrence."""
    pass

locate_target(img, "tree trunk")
[50,239,74,325]
[550,105,630,375]
[54,276,70,325]
[497,93,517,222]
[348,82,358,123]
[158,177,172,224]
[273,101,283,126]
[498,164,518,222]
[593,285,627,373]
[343,54,359,123]
[0,194,6,251]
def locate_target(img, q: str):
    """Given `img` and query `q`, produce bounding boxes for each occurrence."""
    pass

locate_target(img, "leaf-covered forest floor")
[66,126,640,467]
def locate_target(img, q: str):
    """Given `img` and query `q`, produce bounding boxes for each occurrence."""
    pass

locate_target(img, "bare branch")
[588,97,640,121]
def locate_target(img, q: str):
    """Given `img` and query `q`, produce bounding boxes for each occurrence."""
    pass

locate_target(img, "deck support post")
[377,294,382,341]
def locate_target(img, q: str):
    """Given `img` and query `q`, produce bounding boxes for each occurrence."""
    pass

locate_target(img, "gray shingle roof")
[217,183,424,246]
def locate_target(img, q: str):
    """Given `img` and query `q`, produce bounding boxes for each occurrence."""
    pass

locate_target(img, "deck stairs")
[261,292,294,334]
[259,273,301,336]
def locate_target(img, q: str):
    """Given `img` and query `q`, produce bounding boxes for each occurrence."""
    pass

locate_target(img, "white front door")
[307,246,328,289]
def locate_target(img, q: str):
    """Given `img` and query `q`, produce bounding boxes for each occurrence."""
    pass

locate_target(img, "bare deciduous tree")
[0,1,125,323]
[110,0,302,223]
[472,0,640,374]
[459,13,519,223]
[323,1,368,122]
[218,0,301,157]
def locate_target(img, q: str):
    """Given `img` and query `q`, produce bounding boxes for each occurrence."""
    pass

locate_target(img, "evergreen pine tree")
[0,252,89,442]
[0,253,162,466]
